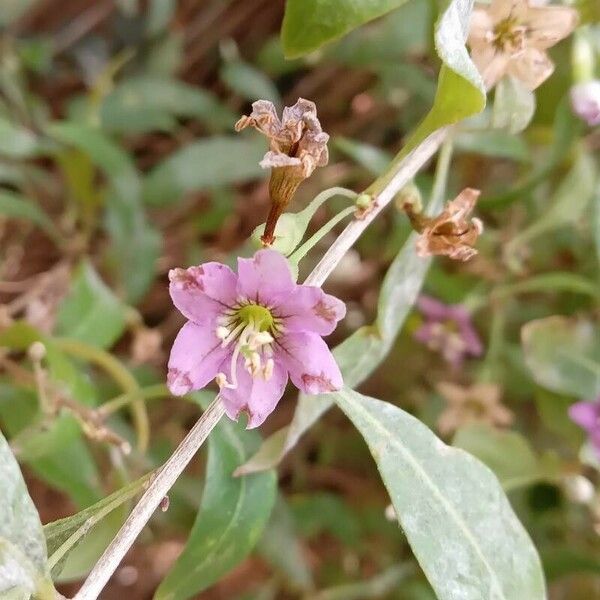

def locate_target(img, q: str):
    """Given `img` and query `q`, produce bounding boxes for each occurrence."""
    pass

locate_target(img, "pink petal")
[237,249,295,305]
[167,322,228,396]
[507,47,553,91]
[169,262,238,324]
[277,331,343,394]
[469,9,494,44]
[278,286,346,336]
[569,401,600,432]
[219,357,288,428]
[417,296,453,321]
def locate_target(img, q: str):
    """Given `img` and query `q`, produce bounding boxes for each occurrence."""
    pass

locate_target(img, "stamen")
[263,358,274,381]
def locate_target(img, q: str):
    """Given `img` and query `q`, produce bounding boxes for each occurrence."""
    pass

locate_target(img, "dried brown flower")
[436,381,514,435]
[235,99,329,245]
[405,188,483,262]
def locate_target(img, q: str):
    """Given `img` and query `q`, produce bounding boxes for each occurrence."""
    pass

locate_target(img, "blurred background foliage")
[0,0,599,598]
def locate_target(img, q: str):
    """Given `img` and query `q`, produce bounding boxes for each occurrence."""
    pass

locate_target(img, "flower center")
[214,302,278,391]
[493,18,526,54]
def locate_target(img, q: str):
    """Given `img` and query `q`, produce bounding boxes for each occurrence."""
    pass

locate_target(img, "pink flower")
[167,249,345,428]
[570,81,600,127]
[414,296,484,368]
[569,398,600,456]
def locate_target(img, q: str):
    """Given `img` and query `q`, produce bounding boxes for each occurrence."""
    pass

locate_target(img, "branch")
[73,397,226,600]
[72,126,448,600]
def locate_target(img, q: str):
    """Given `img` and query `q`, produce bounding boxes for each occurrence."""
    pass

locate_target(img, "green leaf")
[257,496,313,592]
[0,191,60,242]
[100,76,235,134]
[57,260,127,349]
[506,151,597,260]
[492,76,536,134]
[281,0,409,58]
[221,61,281,105]
[333,388,546,600]
[455,130,529,161]
[452,424,559,491]
[333,137,392,175]
[0,118,40,158]
[155,411,277,599]
[142,136,266,206]
[522,316,600,399]
[0,429,55,599]
[48,122,161,301]
[44,473,151,579]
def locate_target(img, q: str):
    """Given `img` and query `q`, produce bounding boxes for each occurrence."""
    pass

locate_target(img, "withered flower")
[468,0,578,91]
[235,99,329,245]
[404,188,483,262]
[436,381,513,435]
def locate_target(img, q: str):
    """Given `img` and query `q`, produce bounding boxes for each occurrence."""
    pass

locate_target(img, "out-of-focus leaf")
[101,76,235,134]
[594,185,600,265]
[11,415,81,462]
[311,565,412,600]
[48,122,161,301]
[155,401,277,600]
[0,430,55,600]
[257,496,313,592]
[506,151,596,261]
[281,0,410,58]
[237,190,445,476]
[0,117,40,157]
[143,136,266,206]
[0,0,38,26]
[452,424,559,491]
[0,191,60,242]
[493,273,599,300]
[45,473,151,579]
[522,316,600,399]
[334,137,391,175]
[333,387,546,600]
[221,61,281,105]
[483,100,579,209]
[56,260,127,349]
[455,130,529,161]
[542,547,600,581]
[146,0,176,35]
[492,76,536,134]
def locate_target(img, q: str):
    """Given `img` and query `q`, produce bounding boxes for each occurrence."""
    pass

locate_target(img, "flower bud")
[570,81,600,127]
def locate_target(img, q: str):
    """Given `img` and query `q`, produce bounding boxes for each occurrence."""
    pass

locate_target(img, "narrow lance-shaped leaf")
[333,387,546,600]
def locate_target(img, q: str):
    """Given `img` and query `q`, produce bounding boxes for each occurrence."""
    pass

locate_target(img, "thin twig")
[73,396,226,600]
[305,128,447,286]
[72,126,448,600]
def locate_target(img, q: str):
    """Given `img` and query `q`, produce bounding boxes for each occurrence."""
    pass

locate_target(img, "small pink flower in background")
[167,249,345,428]
[569,398,600,456]
[468,0,578,90]
[414,296,483,368]
[570,81,600,127]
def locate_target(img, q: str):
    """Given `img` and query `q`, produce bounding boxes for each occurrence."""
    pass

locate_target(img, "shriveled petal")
[569,401,600,433]
[507,47,553,91]
[279,286,346,336]
[470,45,509,90]
[219,358,288,428]
[167,322,228,396]
[277,331,342,394]
[234,100,282,140]
[169,262,237,324]
[523,6,578,50]
[259,151,302,170]
[237,249,295,305]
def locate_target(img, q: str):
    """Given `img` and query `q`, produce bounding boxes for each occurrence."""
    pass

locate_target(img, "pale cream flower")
[468,0,578,90]
[436,381,514,435]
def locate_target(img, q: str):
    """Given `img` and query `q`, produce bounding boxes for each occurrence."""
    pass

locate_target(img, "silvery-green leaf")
[333,388,546,600]
[492,75,536,134]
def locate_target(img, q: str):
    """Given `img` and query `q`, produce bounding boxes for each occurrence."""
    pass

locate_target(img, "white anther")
[250,331,273,348]
[216,326,230,341]
[216,372,235,389]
